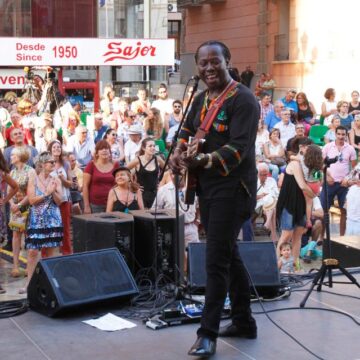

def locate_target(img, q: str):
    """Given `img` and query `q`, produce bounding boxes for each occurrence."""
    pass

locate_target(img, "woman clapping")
[24,152,63,293]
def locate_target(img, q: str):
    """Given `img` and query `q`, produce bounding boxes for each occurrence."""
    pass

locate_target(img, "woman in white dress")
[321,88,337,126]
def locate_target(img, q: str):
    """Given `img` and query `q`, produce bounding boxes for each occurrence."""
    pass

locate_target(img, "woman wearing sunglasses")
[104,128,125,165]
[23,151,63,294]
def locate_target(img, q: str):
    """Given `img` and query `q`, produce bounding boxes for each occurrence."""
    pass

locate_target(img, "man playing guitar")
[170,40,259,358]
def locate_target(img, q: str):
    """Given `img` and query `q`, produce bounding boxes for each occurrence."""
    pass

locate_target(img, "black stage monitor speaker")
[73,212,135,272]
[237,241,281,293]
[130,209,184,284]
[28,248,138,317]
[324,236,360,268]
[187,241,280,295]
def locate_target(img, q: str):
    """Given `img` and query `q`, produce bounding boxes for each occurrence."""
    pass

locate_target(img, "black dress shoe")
[219,321,257,339]
[188,336,216,357]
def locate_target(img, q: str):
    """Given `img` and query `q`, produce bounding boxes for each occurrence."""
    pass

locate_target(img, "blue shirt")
[94,125,109,143]
[280,97,298,113]
[264,111,281,131]
[339,114,353,131]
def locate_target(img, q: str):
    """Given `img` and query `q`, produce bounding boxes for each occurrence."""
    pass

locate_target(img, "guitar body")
[184,137,203,205]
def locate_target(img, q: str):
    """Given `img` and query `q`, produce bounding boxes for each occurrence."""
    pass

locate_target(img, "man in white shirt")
[274,108,296,148]
[255,162,279,242]
[151,84,174,124]
[124,123,143,163]
[65,125,95,169]
[151,171,199,246]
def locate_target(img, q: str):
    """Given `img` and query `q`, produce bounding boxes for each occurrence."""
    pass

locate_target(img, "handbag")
[9,209,29,232]
[271,157,286,167]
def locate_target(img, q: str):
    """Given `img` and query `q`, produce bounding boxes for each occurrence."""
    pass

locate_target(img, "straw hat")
[262,195,277,211]
[127,123,143,135]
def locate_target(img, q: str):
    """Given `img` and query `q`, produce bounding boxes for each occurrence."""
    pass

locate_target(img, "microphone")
[324,156,338,166]
[191,75,200,81]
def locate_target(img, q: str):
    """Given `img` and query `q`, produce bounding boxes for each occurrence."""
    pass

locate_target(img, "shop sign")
[0,38,175,66]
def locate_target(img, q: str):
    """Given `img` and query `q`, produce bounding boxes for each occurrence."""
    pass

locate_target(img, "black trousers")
[197,186,254,339]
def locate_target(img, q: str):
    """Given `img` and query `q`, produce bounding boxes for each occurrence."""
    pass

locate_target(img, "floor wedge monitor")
[28,248,138,317]
[187,241,280,296]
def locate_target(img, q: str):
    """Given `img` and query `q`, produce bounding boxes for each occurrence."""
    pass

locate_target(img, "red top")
[84,161,119,205]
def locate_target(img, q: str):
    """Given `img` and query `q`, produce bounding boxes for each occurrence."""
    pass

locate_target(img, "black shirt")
[276,172,306,225]
[179,83,259,199]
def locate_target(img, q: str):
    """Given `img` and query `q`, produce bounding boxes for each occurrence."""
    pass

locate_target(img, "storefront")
[0,0,177,103]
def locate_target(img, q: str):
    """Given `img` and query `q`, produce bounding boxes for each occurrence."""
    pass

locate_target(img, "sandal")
[11,268,21,278]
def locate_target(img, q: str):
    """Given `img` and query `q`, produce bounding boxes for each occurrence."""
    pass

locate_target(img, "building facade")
[0,0,180,105]
[179,0,360,109]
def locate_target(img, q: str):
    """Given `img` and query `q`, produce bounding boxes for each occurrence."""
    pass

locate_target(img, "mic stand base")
[300,258,360,308]
[300,162,360,307]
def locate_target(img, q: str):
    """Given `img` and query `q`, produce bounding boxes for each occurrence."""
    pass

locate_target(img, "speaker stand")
[300,159,360,308]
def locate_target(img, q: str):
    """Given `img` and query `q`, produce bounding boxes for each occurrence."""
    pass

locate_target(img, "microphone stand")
[158,76,200,288]
[300,157,360,308]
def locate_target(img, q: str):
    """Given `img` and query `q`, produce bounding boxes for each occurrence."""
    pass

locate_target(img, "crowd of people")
[254,87,360,273]
[0,69,360,296]
[0,79,199,295]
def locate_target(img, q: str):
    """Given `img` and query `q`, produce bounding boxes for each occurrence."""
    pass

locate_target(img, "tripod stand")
[300,157,360,308]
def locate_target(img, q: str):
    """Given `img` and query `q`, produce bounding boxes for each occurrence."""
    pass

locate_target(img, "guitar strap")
[194,80,238,140]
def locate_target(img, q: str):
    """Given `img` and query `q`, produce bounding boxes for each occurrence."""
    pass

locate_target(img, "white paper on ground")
[82,313,137,331]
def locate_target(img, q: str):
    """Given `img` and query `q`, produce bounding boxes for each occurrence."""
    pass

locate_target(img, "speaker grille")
[237,241,280,288]
[28,248,138,316]
[187,241,280,293]
[131,210,184,283]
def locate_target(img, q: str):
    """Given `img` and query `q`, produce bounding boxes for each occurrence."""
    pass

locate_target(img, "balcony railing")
[178,0,226,8]
[198,0,226,3]
[177,0,202,8]
[274,34,289,61]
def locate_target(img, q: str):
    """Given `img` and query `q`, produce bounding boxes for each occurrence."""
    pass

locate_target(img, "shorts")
[320,182,348,209]
[280,208,306,231]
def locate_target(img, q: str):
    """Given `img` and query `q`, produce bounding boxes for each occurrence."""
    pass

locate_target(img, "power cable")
[245,266,325,360]
[0,299,28,318]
